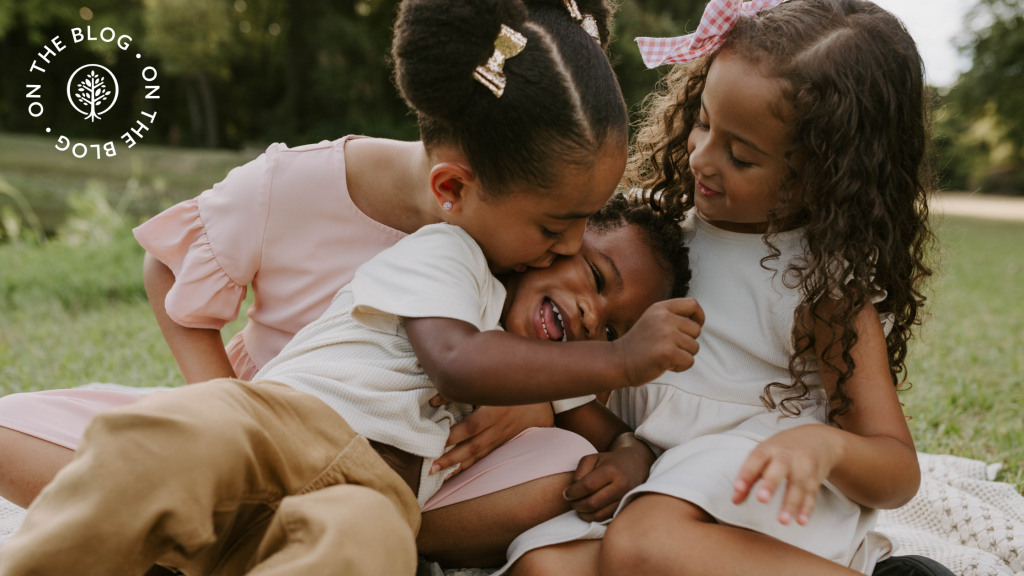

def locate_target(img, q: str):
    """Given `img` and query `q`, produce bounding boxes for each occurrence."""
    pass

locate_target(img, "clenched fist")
[611,298,704,387]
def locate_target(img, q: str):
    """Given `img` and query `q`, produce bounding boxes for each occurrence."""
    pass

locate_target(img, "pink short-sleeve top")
[133,135,407,380]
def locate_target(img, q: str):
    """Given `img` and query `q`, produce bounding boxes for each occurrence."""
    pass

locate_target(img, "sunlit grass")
[0,232,251,393]
[902,216,1024,490]
[0,131,260,233]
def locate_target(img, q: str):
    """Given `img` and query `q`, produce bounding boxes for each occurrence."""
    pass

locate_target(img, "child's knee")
[601,498,674,573]
[509,548,559,576]
[601,496,712,576]
[601,519,652,575]
[510,542,595,576]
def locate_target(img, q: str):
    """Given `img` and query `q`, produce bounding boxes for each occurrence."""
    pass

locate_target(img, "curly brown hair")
[588,194,692,300]
[626,0,936,423]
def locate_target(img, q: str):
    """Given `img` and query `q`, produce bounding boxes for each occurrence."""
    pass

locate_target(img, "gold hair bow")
[564,0,600,41]
[473,24,528,98]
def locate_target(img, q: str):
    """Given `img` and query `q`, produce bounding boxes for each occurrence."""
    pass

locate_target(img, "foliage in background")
[0,0,703,150]
[57,180,128,246]
[4,0,1022,193]
[0,0,148,142]
[0,174,46,243]
[0,132,258,235]
[0,0,706,237]
[935,0,1024,195]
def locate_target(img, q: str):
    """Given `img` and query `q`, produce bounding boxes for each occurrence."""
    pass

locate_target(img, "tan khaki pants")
[0,379,420,576]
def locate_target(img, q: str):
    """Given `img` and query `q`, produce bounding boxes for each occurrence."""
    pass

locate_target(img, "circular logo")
[67,64,120,122]
[23,25,160,160]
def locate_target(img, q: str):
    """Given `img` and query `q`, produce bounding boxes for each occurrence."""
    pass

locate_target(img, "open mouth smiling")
[537,297,570,342]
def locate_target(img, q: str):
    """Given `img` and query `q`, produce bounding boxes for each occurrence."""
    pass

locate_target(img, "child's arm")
[811,302,920,507]
[557,401,657,521]
[144,253,237,384]
[405,298,704,405]
[732,303,920,525]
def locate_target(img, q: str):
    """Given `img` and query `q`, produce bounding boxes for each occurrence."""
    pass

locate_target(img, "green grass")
[0,231,252,393]
[0,131,261,234]
[902,216,1024,489]
[0,211,1021,491]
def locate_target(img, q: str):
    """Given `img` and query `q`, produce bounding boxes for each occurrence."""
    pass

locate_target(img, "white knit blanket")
[876,453,1024,576]
[1,453,1021,576]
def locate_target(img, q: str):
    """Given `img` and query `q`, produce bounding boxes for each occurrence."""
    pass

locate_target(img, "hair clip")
[564,0,600,41]
[581,15,599,40]
[473,24,528,98]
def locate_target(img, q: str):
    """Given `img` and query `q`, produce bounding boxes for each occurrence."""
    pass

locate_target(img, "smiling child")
[0,196,698,576]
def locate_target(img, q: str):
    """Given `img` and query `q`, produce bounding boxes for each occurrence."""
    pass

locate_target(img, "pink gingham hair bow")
[636,0,785,68]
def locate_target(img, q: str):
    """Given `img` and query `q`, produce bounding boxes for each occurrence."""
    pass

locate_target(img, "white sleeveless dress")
[495,212,896,575]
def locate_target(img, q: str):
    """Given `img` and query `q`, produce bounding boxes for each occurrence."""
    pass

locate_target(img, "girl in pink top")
[0,0,652,567]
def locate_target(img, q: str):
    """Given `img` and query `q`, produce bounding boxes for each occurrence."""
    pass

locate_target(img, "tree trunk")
[184,77,203,145]
[272,0,321,140]
[196,72,219,148]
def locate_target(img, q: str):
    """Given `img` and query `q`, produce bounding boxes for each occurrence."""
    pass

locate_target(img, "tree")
[0,0,145,135]
[957,0,1024,148]
[941,0,1024,194]
[0,0,708,149]
[607,0,706,117]
[142,0,239,148]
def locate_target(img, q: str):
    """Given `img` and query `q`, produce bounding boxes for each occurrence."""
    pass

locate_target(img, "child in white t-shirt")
[257,195,697,506]
[0,196,701,576]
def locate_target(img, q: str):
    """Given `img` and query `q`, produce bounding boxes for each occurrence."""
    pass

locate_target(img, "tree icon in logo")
[75,71,111,122]
[66,64,119,123]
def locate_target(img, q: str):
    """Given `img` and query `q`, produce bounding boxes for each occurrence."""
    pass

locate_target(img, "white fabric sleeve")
[350,224,506,335]
[552,396,597,414]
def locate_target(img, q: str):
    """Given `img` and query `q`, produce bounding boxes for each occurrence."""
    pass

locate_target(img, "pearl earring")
[443,201,453,211]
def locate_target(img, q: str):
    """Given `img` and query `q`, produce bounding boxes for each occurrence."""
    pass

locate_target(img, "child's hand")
[427,398,554,477]
[731,425,843,526]
[563,435,655,522]
[612,298,704,387]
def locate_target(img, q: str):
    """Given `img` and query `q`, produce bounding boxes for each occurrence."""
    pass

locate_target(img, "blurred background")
[0,0,1021,487]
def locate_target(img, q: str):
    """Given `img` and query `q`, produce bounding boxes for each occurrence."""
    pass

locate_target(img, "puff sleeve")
[133,146,275,330]
[828,254,895,336]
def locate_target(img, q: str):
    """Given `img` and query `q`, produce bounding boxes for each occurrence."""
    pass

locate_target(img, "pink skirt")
[0,389,595,511]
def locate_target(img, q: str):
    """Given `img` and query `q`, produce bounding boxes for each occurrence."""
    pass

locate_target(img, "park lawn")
[0,215,1021,491]
[0,230,252,392]
[902,215,1023,488]
[0,131,261,234]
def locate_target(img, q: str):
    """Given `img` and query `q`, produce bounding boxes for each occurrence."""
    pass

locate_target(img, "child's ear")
[429,162,476,214]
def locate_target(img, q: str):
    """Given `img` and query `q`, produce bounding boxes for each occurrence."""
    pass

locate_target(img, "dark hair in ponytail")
[392,0,627,195]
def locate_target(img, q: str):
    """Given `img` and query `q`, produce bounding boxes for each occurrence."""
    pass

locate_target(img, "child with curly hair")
[506,1,936,574]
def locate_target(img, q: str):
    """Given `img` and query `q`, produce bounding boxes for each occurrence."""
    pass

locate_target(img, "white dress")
[496,212,896,574]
